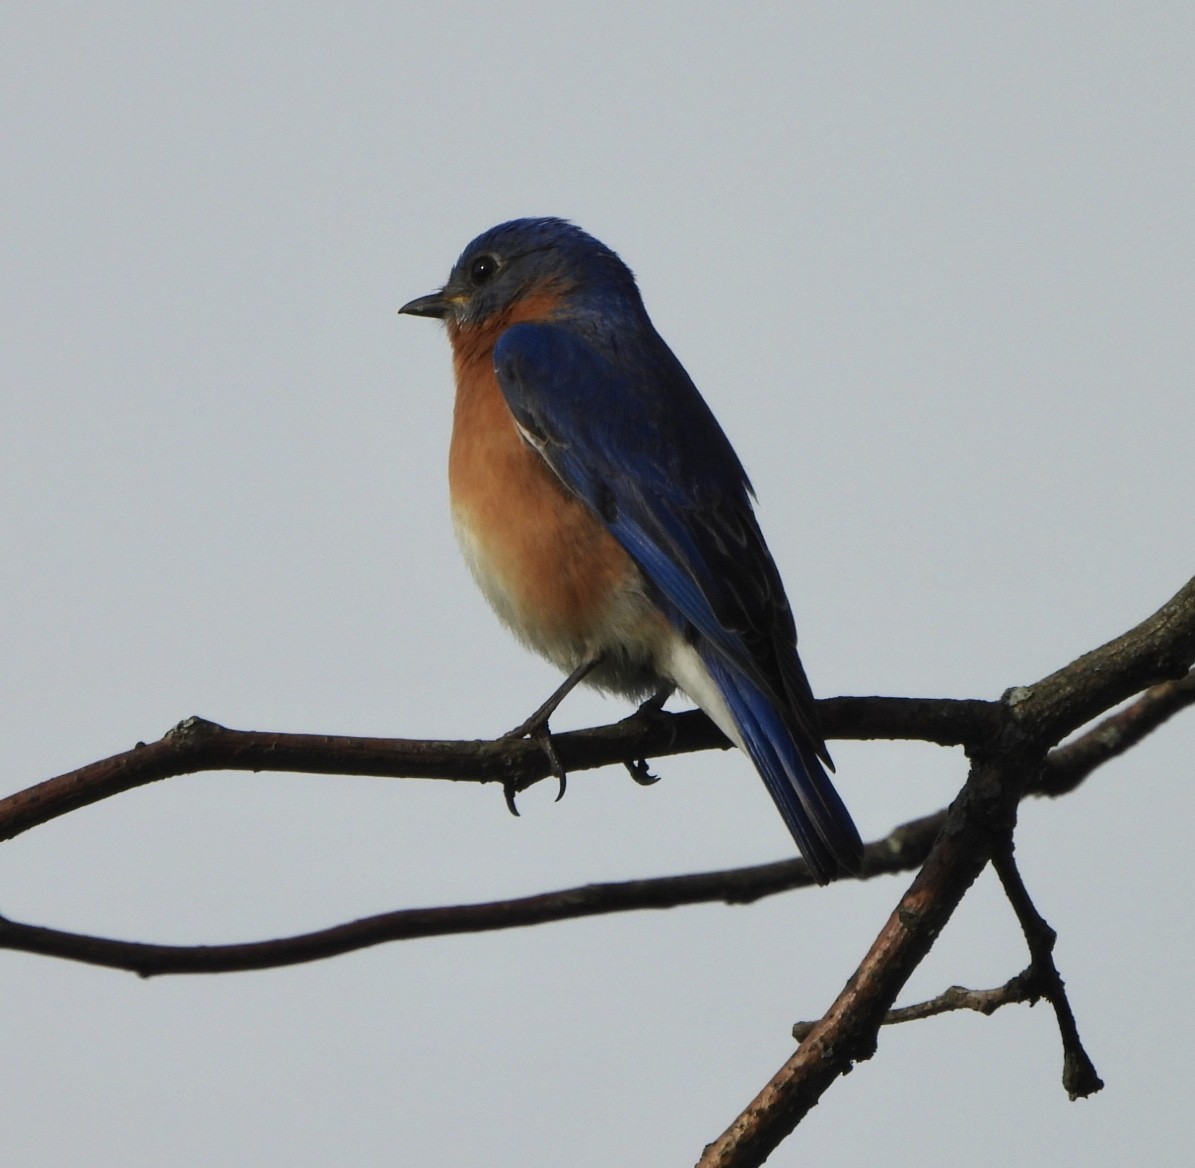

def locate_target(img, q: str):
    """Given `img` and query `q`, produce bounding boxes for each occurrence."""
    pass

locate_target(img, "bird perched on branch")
[400,218,862,882]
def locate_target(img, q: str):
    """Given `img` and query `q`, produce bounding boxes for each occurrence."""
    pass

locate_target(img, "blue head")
[399,218,645,330]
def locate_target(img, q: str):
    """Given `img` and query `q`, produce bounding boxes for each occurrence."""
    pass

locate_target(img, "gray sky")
[2,4,1192,1165]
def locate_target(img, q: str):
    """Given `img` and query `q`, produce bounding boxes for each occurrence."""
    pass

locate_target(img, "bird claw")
[496,658,603,812]
[502,778,522,817]
[624,758,661,786]
[616,686,676,783]
[500,719,568,807]
[533,723,568,802]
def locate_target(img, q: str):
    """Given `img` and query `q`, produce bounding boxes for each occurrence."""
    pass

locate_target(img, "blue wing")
[493,320,863,881]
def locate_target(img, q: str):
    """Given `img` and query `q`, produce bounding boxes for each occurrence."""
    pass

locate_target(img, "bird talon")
[531,725,569,801]
[502,780,521,817]
[625,758,661,786]
[502,720,570,803]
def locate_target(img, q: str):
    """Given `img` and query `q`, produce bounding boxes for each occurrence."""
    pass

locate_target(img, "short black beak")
[398,291,450,319]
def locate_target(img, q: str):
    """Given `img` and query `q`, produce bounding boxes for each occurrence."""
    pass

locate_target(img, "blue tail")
[704,655,863,883]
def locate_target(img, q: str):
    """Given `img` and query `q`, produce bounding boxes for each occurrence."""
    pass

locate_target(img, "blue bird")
[400,218,863,882]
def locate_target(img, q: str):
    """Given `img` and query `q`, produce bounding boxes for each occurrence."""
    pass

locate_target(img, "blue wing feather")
[493,320,863,880]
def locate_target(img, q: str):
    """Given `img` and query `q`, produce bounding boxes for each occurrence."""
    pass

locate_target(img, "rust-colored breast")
[446,316,635,650]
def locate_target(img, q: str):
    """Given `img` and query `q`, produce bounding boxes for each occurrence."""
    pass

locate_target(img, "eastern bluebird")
[400,218,863,882]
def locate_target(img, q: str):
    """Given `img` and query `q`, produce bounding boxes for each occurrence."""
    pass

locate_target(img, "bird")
[400,218,863,882]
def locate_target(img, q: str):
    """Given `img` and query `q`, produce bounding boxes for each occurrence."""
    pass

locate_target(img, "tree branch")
[991,842,1103,1099]
[1,578,1192,1168]
[1,587,1191,987]
[0,697,998,845]
[0,809,945,976]
[697,747,1031,1168]
[697,574,1195,1168]
[1035,669,1195,798]
[792,968,1043,1041]
[1007,577,1195,745]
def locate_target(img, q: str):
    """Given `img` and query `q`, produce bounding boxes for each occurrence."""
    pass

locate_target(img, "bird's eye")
[469,254,499,285]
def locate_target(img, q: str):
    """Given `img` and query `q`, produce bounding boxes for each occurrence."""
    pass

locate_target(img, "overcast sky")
[2,5,1192,1166]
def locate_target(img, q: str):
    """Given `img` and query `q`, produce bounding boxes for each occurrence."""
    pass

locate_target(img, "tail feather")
[705,655,863,883]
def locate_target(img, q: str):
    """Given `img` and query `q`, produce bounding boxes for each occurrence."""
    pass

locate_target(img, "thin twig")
[991,842,1104,1100]
[792,968,1042,1041]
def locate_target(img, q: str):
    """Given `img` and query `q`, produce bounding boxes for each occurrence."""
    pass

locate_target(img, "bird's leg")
[501,655,604,809]
[503,656,604,739]
[634,683,675,718]
[621,683,676,785]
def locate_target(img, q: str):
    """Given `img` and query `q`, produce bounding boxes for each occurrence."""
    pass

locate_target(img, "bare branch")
[696,749,1027,1168]
[992,843,1104,1099]
[2,583,1192,994]
[792,968,1042,1041]
[697,574,1195,1168]
[1,577,1192,1167]
[1036,670,1195,798]
[0,809,946,976]
[0,697,998,845]
[1007,576,1195,745]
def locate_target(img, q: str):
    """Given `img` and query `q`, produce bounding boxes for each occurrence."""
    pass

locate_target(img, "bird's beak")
[398,290,451,319]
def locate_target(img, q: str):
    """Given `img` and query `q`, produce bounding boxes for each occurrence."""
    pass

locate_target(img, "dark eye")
[469,254,499,285]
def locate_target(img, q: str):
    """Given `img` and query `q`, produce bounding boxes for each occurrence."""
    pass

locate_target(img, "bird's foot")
[619,684,676,728]
[498,719,568,812]
[617,684,675,785]
[624,758,661,786]
[498,658,604,812]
